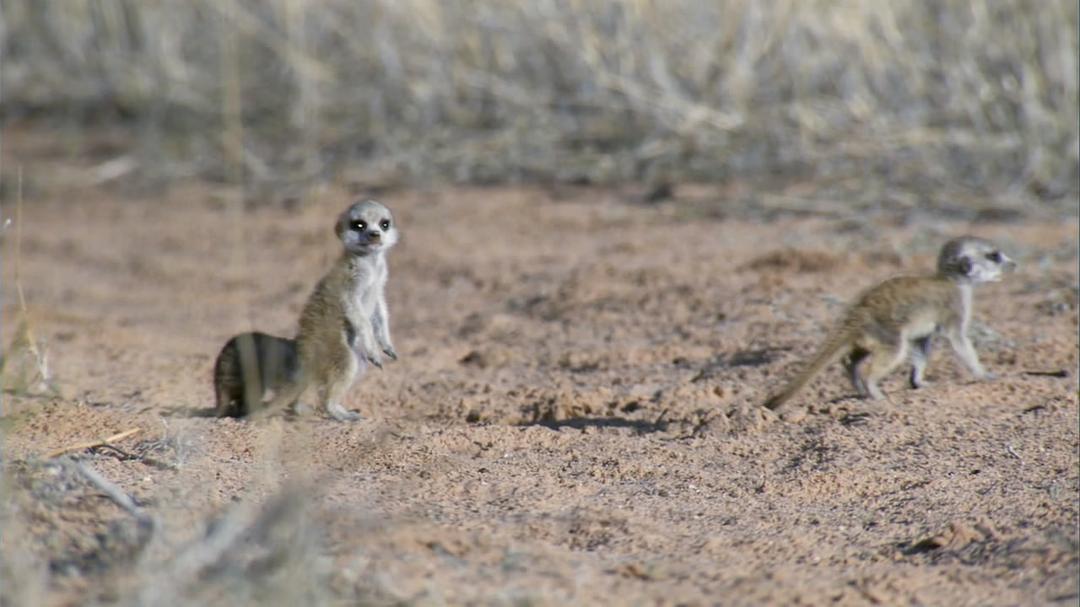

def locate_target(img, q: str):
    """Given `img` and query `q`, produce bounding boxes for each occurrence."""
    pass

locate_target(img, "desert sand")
[1,145,1077,605]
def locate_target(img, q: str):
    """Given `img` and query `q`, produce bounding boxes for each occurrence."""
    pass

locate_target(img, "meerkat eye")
[985,251,1002,263]
[380,219,391,230]
[350,220,367,232]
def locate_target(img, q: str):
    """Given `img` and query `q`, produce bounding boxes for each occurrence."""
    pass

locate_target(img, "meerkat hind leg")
[844,345,872,398]
[253,376,307,420]
[856,340,909,401]
[322,353,363,422]
[324,384,362,421]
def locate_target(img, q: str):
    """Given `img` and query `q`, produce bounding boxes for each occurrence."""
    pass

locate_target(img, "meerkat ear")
[334,212,348,239]
[957,256,973,276]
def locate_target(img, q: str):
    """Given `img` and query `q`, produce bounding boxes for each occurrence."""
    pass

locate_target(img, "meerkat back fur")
[265,200,399,421]
[213,332,299,417]
[763,236,1016,410]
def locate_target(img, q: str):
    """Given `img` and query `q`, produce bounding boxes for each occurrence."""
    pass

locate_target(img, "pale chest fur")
[343,255,387,315]
[957,284,973,330]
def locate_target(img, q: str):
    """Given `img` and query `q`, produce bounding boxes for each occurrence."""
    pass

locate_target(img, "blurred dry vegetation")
[2,0,1077,202]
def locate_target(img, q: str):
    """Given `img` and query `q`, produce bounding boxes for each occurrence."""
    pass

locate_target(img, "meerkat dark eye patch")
[986,251,1002,263]
[380,219,391,230]
[958,256,973,275]
[350,220,367,231]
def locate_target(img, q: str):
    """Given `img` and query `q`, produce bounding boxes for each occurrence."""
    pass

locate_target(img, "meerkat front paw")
[382,345,398,361]
[365,351,384,369]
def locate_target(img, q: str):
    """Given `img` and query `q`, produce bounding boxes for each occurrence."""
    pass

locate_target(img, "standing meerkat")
[264,199,399,421]
[763,236,1016,410]
[213,332,298,418]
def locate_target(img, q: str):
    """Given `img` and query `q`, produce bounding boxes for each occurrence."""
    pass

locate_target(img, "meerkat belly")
[352,288,380,321]
[905,308,942,340]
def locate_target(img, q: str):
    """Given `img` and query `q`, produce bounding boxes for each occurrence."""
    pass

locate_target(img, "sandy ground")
[1,139,1078,605]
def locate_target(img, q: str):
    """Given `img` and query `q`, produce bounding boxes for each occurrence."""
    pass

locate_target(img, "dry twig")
[65,459,155,531]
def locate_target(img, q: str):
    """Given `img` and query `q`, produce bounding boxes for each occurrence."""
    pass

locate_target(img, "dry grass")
[1,0,1076,199]
[0,167,55,397]
[0,456,335,607]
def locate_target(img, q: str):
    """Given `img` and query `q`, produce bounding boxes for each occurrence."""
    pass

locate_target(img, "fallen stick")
[45,428,141,459]
[66,459,155,537]
[68,460,145,519]
[1022,369,1070,378]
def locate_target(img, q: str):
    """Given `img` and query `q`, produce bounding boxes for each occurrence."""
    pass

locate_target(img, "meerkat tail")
[763,325,856,410]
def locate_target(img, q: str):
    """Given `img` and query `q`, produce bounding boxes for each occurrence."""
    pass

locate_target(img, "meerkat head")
[336,200,398,255]
[937,236,1017,284]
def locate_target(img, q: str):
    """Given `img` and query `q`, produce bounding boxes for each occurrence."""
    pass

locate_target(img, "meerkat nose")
[368,231,382,240]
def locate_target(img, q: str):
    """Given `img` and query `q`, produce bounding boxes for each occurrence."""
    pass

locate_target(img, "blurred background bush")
[2,0,1076,202]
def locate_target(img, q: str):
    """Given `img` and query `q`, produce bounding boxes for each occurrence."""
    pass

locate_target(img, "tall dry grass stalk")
[0,166,54,396]
[1,0,1077,198]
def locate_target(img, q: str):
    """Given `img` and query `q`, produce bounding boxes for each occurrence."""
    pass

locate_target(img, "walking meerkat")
[263,199,399,421]
[763,236,1016,410]
[213,332,298,417]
